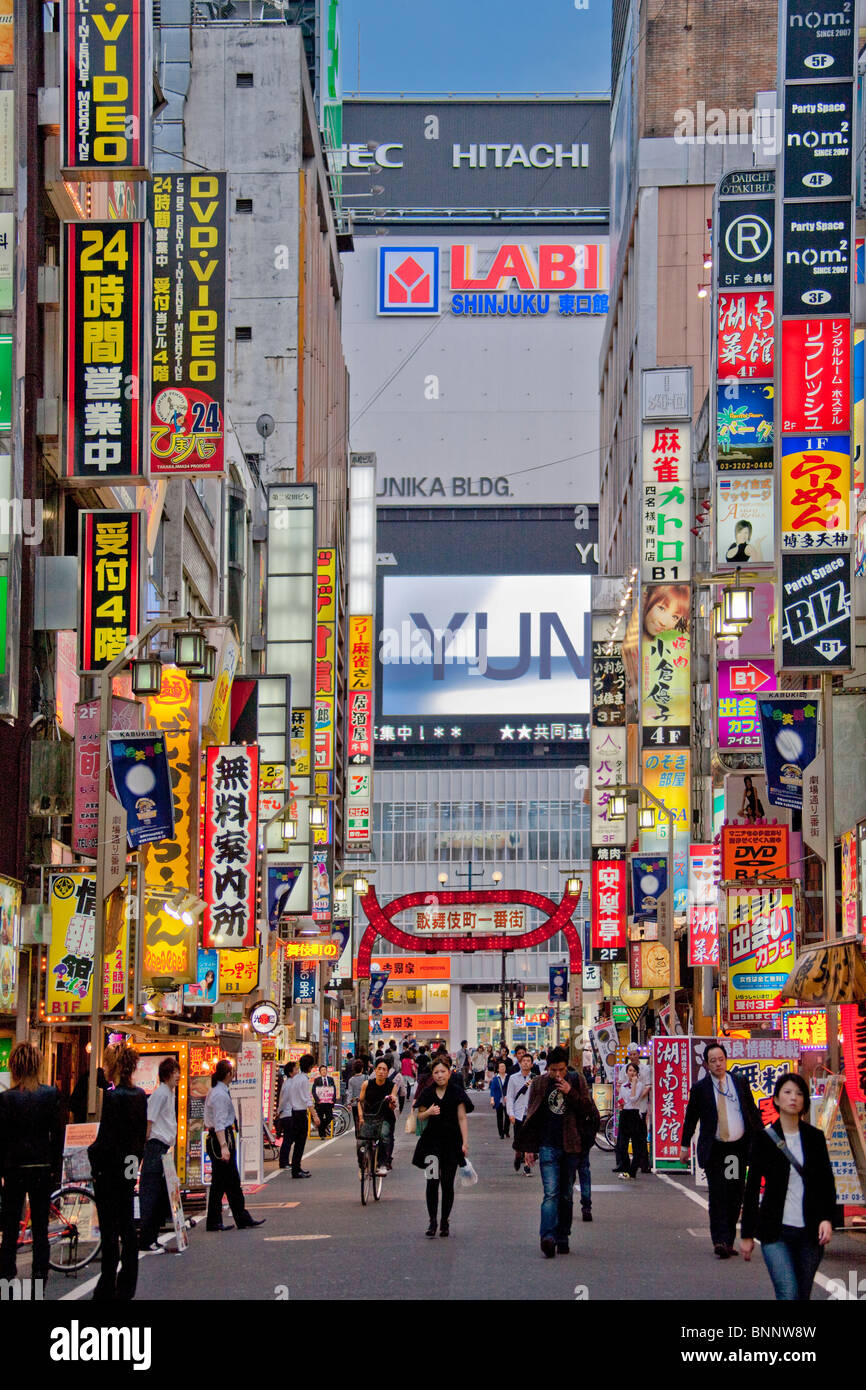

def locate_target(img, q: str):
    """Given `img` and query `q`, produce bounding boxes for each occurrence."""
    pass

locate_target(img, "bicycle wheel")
[373,1168,383,1201]
[332,1105,351,1137]
[48,1186,101,1272]
[360,1147,372,1206]
[594,1116,615,1153]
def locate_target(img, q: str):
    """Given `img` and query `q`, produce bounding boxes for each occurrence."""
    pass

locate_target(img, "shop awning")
[780,940,866,1006]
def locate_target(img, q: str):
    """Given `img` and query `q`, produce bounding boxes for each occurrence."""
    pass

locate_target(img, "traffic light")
[516,998,525,1019]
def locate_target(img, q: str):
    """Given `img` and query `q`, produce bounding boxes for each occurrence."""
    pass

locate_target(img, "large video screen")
[376,508,596,749]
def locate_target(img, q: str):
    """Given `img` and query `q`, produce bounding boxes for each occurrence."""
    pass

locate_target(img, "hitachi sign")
[450,243,606,292]
[453,142,590,168]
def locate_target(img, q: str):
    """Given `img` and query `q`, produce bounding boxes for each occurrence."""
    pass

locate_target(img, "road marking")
[245,1202,299,1209]
[655,1171,712,1212]
[264,1234,332,1242]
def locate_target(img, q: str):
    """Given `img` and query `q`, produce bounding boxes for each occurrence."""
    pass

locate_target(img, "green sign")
[0,333,11,430]
[0,1036,11,1072]
[611,1003,629,1024]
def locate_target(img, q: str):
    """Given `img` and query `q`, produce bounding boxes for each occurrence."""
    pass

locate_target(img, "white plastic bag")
[459,1158,478,1187]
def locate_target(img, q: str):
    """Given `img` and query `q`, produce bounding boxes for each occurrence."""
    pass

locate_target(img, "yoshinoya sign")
[377,242,608,318]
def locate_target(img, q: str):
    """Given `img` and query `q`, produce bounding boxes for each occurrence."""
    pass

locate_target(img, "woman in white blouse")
[617,1061,649,1181]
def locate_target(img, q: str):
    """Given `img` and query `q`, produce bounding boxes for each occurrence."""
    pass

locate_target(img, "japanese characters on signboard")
[63,223,148,483]
[641,424,691,583]
[688,843,719,967]
[107,731,175,847]
[218,942,259,996]
[284,939,339,961]
[717,384,774,466]
[717,291,774,378]
[841,829,858,939]
[780,320,850,434]
[590,854,627,962]
[142,666,197,906]
[721,823,789,881]
[716,469,775,568]
[150,173,227,476]
[758,694,819,809]
[348,615,374,759]
[640,750,690,840]
[77,511,141,675]
[720,880,800,1029]
[315,549,337,771]
[73,697,141,855]
[202,745,259,949]
[629,940,679,989]
[141,892,198,986]
[640,621,690,745]
[61,0,152,179]
[47,871,128,1016]
[590,726,627,846]
[651,1036,690,1164]
[717,659,776,750]
[346,764,372,847]
[312,847,331,923]
[631,856,667,918]
[780,435,851,549]
[782,1007,827,1053]
[779,550,853,670]
[0,873,21,1012]
[415,904,526,933]
[591,641,625,725]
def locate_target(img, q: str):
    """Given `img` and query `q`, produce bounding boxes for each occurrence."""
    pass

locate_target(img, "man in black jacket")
[679,1041,761,1259]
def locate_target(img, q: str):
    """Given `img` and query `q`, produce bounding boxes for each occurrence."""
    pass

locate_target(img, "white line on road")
[263,1234,332,1242]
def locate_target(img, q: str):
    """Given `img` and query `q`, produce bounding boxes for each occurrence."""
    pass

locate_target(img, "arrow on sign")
[729,661,774,693]
[814,639,846,661]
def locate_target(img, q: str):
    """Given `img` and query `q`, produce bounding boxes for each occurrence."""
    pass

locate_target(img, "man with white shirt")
[679,1041,761,1258]
[283,1054,318,1179]
[506,1051,535,1174]
[138,1057,180,1252]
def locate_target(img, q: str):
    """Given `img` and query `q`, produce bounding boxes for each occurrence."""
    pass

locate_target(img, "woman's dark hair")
[212,1058,232,1087]
[704,1041,728,1063]
[115,1045,139,1087]
[158,1056,180,1083]
[626,1060,640,1077]
[431,1053,452,1071]
[204,970,215,986]
[773,1071,810,1110]
[351,1059,364,1075]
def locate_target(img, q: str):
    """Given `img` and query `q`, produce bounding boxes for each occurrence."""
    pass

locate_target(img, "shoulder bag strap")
[765,1124,806,1179]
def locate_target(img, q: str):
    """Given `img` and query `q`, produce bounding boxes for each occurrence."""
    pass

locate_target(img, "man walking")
[471,1043,487,1090]
[506,1050,535,1172]
[454,1040,470,1089]
[679,1041,760,1258]
[283,1054,318,1179]
[521,1046,594,1258]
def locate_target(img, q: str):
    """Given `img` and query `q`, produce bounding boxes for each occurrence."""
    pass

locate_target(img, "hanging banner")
[548,964,569,1004]
[312,846,331,923]
[631,856,667,917]
[590,854,627,962]
[641,423,692,582]
[840,1003,866,1103]
[720,880,800,1029]
[779,550,853,670]
[61,0,152,179]
[721,823,790,881]
[629,941,680,989]
[267,864,302,933]
[757,693,819,810]
[0,873,21,1013]
[77,511,142,675]
[202,745,259,949]
[150,172,227,476]
[46,871,129,1017]
[63,222,148,483]
[73,696,141,855]
[107,731,175,847]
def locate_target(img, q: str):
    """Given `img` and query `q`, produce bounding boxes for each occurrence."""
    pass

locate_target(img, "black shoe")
[714,1243,731,1259]
[238,1217,266,1228]
[582,1210,593,1222]
[425,1220,437,1238]
[292,1170,312,1179]
[439,1220,450,1237]
[556,1242,570,1254]
[540,1237,556,1259]
[513,1156,521,1172]
[206,1224,226,1232]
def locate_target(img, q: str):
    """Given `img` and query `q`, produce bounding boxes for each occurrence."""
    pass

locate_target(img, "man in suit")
[679,1041,761,1259]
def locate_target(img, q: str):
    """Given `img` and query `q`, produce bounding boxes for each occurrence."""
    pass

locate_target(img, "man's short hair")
[158,1056,180,1083]
[299,1054,315,1073]
[704,1041,727,1063]
[547,1046,570,1067]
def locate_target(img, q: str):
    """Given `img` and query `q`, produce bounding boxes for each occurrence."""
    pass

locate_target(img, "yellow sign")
[261,763,286,792]
[0,1,13,67]
[46,871,128,1017]
[641,749,690,836]
[218,944,259,995]
[316,547,337,623]
[641,629,690,732]
[203,631,239,746]
[141,894,198,986]
[143,668,197,897]
[284,940,338,959]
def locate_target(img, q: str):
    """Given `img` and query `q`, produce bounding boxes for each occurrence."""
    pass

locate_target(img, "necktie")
[716,1086,730,1142]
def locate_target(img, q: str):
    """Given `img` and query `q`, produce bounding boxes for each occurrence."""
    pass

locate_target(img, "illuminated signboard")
[717,659,776,750]
[720,880,800,1029]
[717,291,774,378]
[414,904,526,933]
[781,1007,827,1052]
[150,173,227,476]
[378,242,608,318]
[62,0,152,179]
[283,939,339,959]
[202,745,259,949]
[590,855,627,962]
[315,549,337,771]
[77,511,141,676]
[63,222,148,484]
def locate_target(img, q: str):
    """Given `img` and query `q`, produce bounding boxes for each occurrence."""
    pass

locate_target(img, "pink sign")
[651,1036,691,1163]
[73,698,141,856]
[688,844,720,967]
[717,658,777,750]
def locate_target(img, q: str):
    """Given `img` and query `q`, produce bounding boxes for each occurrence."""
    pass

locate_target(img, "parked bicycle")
[17,1184,101,1273]
[594,1112,617,1153]
[306,1101,352,1139]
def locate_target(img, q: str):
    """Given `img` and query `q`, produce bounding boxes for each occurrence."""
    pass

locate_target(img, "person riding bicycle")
[358,1058,399,1174]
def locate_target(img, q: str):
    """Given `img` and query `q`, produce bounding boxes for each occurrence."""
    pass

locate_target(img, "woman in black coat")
[740,1072,836,1301]
[87,1043,147,1302]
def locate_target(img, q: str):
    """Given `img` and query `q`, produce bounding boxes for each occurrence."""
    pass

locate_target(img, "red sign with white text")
[717,291,774,379]
[591,858,627,956]
[781,318,851,433]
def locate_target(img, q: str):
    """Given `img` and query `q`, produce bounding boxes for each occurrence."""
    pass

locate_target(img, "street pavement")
[32,1092,866,1302]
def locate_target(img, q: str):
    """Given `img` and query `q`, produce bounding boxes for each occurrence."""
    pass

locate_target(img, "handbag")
[404,1109,417,1135]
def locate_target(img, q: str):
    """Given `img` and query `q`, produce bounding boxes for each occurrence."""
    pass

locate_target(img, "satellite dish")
[256,414,275,439]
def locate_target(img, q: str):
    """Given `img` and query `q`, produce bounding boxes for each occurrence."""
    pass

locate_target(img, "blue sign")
[548,965,568,1003]
[758,696,819,811]
[107,732,175,848]
[368,967,390,1010]
[631,856,667,917]
[183,949,218,1007]
[292,960,317,1004]
[267,865,302,933]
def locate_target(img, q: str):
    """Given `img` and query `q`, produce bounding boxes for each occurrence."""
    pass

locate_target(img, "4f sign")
[378,247,440,315]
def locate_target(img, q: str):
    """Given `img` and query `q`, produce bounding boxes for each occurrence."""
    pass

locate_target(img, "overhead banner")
[631,856,667,918]
[77,511,141,675]
[150,172,227,476]
[757,693,819,810]
[202,745,259,949]
[63,222,148,483]
[107,731,175,847]
[61,0,152,179]
[779,549,853,669]
[720,880,800,1029]
[46,871,129,1017]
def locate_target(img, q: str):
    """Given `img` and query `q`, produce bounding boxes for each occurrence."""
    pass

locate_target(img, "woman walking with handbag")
[740,1073,836,1300]
[412,1055,469,1239]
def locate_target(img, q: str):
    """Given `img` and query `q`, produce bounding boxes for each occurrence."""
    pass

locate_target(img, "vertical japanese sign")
[77,511,141,675]
[61,0,152,179]
[63,222,148,483]
[591,640,626,725]
[346,764,372,848]
[719,881,800,1029]
[589,726,627,846]
[651,1036,691,1165]
[0,873,21,1013]
[72,696,141,855]
[150,172,227,476]
[777,1,856,673]
[840,1003,866,1102]
[46,871,129,1016]
[142,665,198,913]
[757,692,819,809]
[315,549,337,771]
[640,610,690,745]
[347,615,374,759]
[590,856,627,962]
[203,745,259,949]
[641,422,691,583]
[688,844,719,967]
[841,830,858,939]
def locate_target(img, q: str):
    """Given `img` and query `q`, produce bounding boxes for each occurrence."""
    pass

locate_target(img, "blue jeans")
[761,1227,824,1301]
[577,1148,592,1211]
[539,1146,580,1244]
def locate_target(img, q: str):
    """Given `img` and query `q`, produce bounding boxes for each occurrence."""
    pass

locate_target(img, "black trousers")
[705,1136,750,1248]
[0,1167,53,1280]
[206,1138,250,1229]
[513,1117,526,1163]
[137,1139,170,1248]
[289,1111,309,1176]
[425,1157,458,1223]
[92,1171,138,1301]
[618,1110,648,1178]
[495,1104,511,1139]
[315,1104,334,1139]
